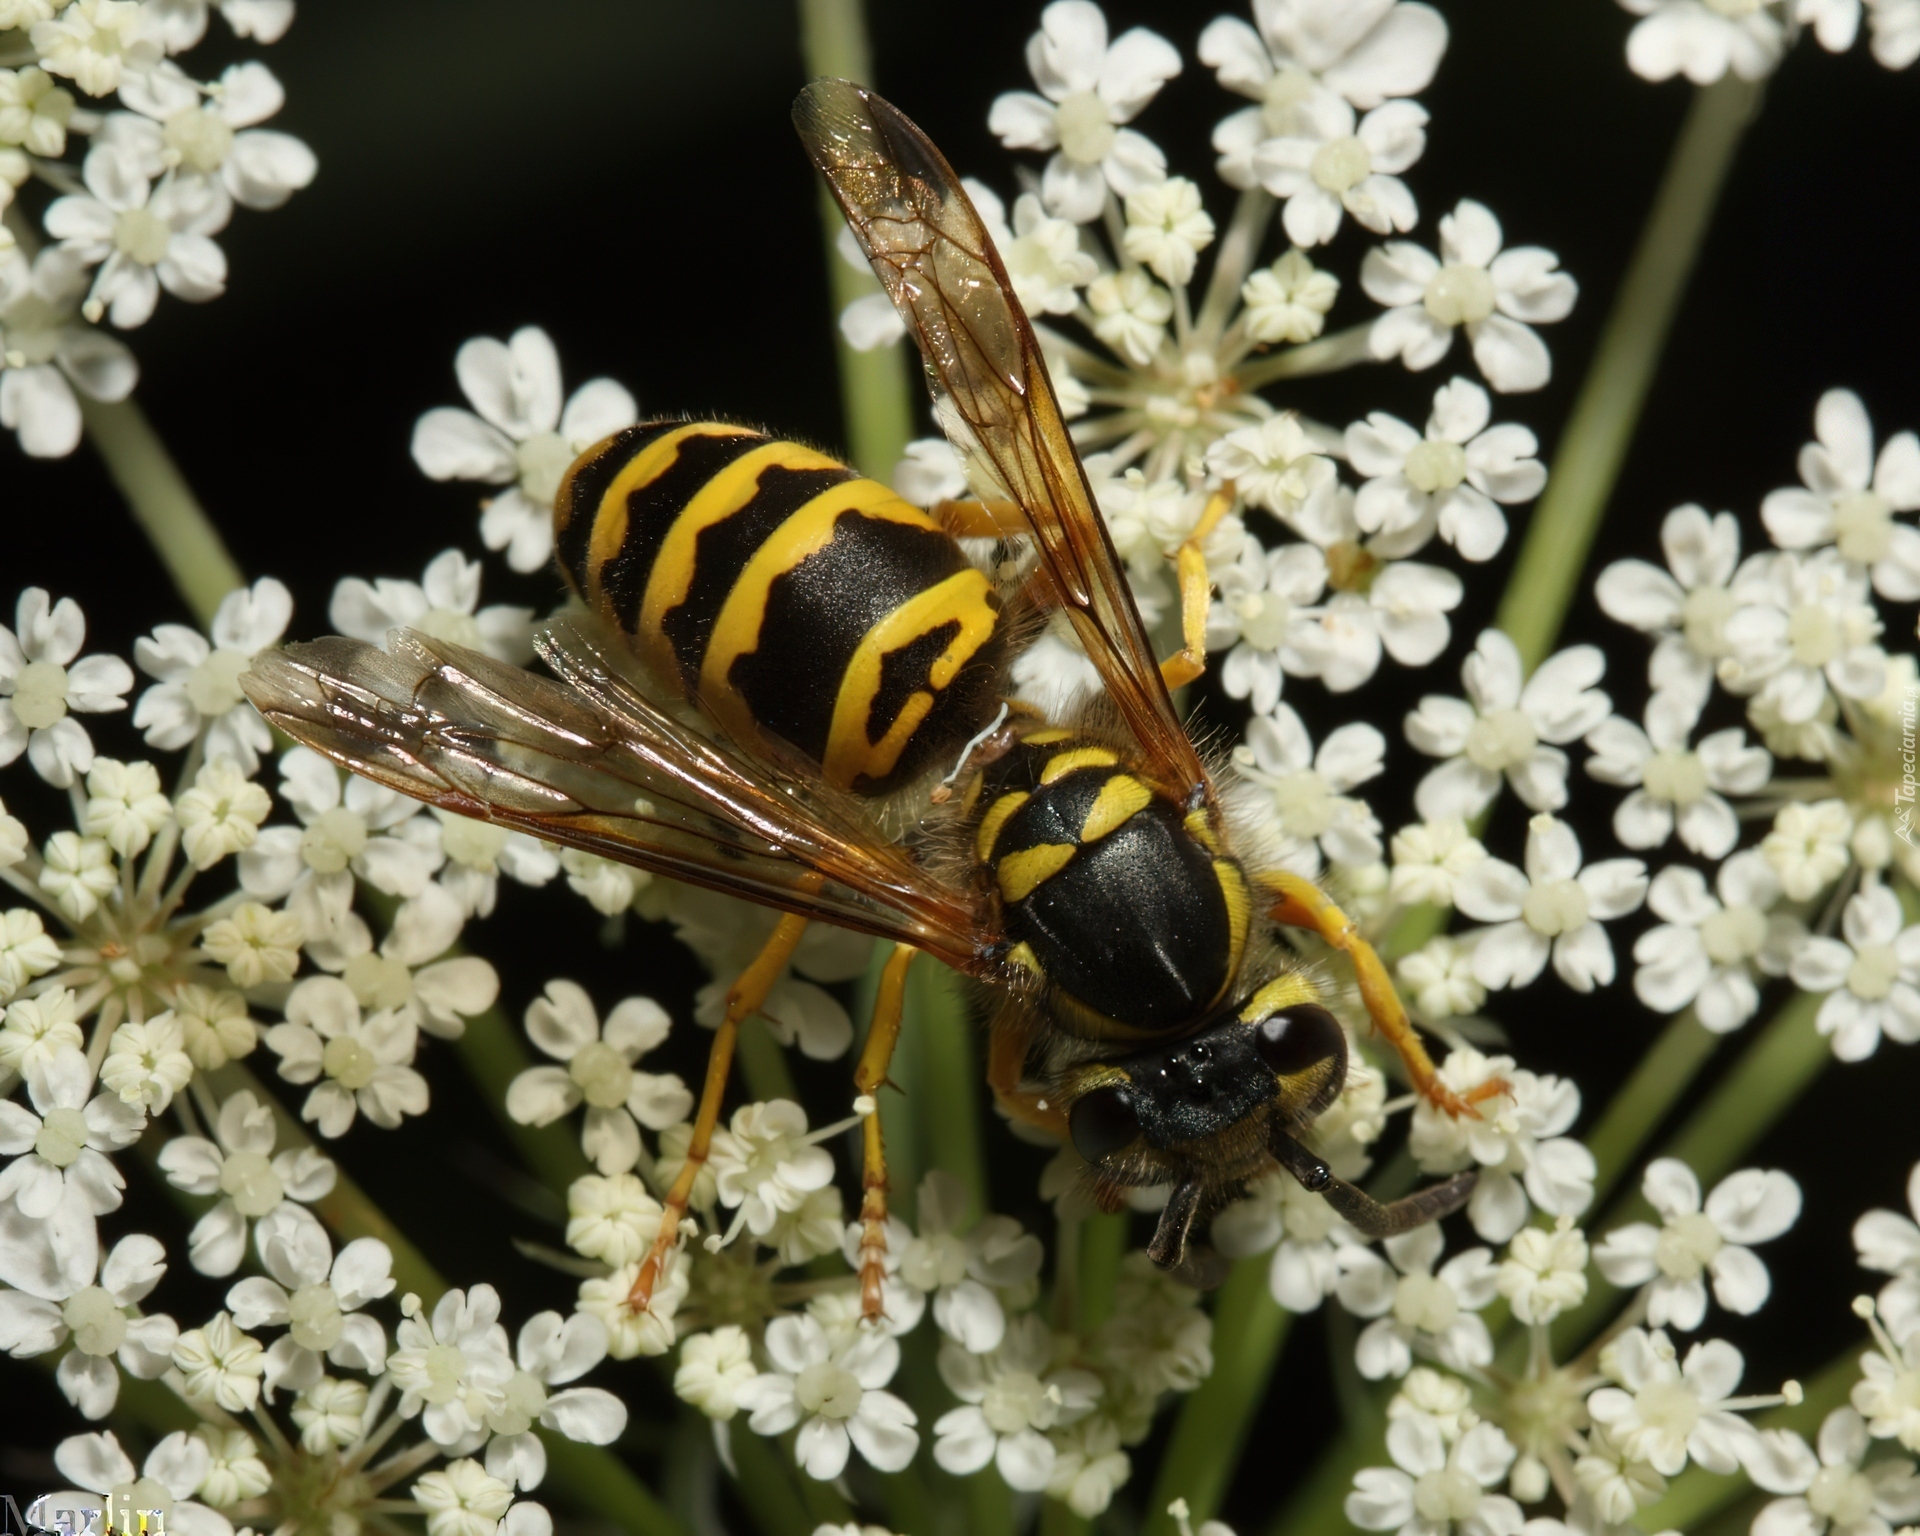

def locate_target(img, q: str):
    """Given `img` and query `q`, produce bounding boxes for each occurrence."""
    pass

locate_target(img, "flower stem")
[80,395,243,629]
[540,1431,690,1536]
[1145,1257,1292,1536]
[796,0,916,481]
[1493,74,1759,671]
[1582,1006,1721,1207]
[911,958,988,1223]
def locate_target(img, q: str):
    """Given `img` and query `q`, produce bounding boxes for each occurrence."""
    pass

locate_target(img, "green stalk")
[1077,1212,1128,1333]
[736,1013,801,1104]
[540,1433,689,1536]
[1145,1259,1291,1536]
[1581,1008,1721,1207]
[729,1428,828,1536]
[1492,75,1759,670]
[80,396,243,628]
[911,959,988,1222]
[450,1003,593,1194]
[796,0,916,481]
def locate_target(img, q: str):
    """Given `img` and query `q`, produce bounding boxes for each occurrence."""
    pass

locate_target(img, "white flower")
[81,758,170,859]
[1455,813,1647,993]
[560,848,646,917]
[132,576,290,772]
[1869,0,1920,65]
[578,1256,688,1360]
[387,1286,516,1448]
[1596,503,1747,705]
[29,0,162,97]
[1121,177,1215,285]
[1586,1327,1761,1475]
[1240,246,1340,343]
[1389,818,1488,909]
[1721,549,1887,725]
[98,1013,192,1113]
[0,66,74,157]
[482,1310,627,1487]
[1618,0,1786,83]
[1209,533,1329,714]
[1594,1159,1800,1330]
[1212,1168,1359,1312]
[290,1375,368,1453]
[1335,1223,1498,1380]
[110,60,315,216]
[1631,854,1802,1031]
[1086,266,1173,365]
[1747,1406,1920,1536]
[1856,1163,1920,1341]
[0,1232,174,1417]
[226,1228,393,1398]
[1092,1251,1216,1399]
[1854,1324,1920,1451]
[174,760,272,870]
[155,1088,335,1277]
[1789,885,1920,1061]
[735,1313,919,1480]
[675,1325,757,1421]
[331,549,533,664]
[1497,1220,1589,1326]
[412,1459,513,1536]
[1763,799,1856,902]
[564,1172,664,1267]
[427,807,560,920]
[1584,690,1771,859]
[38,832,116,924]
[1396,935,1487,1023]
[1046,1417,1132,1518]
[1199,0,1448,186]
[0,981,81,1070]
[264,975,430,1137]
[0,254,139,457]
[703,1099,845,1266]
[1762,389,1920,601]
[1252,86,1425,247]
[933,1314,1101,1491]
[172,1309,266,1412]
[410,326,639,572]
[198,900,302,989]
[1364,199,1577,393]
[0,1048,140,1265]
[987,1,1181,224]
[1233,705,1385,875]
[1347,378,1543,563]
[1406,630,1611,821]
[44,143,226,328]
[170,984,259,1073]
[1407,1046,1595,1243]
[0,800,27,870]
[53,1430,230,1536]
[505,981,690,1176]
[1346,1416,1523,1536]
[1209,412,1336,519]
[0,588,134,787]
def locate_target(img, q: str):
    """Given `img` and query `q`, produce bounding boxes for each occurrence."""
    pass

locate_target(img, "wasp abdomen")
[555,421,1008,796]
[973,733,1251,1039]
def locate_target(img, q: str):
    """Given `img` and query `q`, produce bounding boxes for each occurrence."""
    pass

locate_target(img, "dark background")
[3,0,1918,1531]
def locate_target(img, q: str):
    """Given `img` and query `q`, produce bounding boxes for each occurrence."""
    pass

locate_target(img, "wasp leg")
[931,497,1029,539]
[1258,869,1500,1119]
[1159,485,1234,692]
[628,910,812,1311]
[986,1003,1069,1136]
[854,943,918,1321]
[1270,1126,1477,1238]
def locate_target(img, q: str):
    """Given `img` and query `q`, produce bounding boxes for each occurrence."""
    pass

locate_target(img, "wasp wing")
[241,624,995,974]
[793,77,1208,795]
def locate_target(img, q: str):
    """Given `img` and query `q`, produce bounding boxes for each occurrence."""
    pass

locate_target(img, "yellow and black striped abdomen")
[554,420,1009,796]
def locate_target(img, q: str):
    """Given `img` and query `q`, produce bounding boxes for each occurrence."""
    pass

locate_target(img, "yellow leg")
[932,498,1029,539]
[1260,869,1500,1119]
[855,944,918,1320]
[1159,485,1234,691]
[628,910,812,1310]
[986,1003,1069,1136]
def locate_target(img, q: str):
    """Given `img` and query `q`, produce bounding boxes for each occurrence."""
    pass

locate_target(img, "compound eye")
[1069,1086,1140,1163]
[1253,1003,1344,1079]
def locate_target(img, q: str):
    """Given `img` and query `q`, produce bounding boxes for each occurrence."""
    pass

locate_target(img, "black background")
[3,0,1919,1531]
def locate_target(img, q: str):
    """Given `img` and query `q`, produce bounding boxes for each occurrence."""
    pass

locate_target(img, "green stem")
[1492,75,1759,670]
[911,960,987,1223]
[1077,1211,1128,1334]
[80,395,243,628]
[541,1431,688,1536]
[1145,1258,1291,1536]
[728,1428,824,1536]
[1582,1008,1721,1208]
[450,1004,592,1194]
[796,0,915,481]
[735,1013,801,1104]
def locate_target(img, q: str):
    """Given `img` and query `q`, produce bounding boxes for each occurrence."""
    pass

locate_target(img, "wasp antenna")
[1146,1178,1206,1271]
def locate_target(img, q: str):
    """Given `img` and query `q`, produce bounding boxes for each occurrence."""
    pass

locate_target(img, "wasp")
[241,79,1483,1320]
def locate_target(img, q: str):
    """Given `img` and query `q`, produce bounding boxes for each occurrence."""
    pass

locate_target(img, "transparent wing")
[793,77,1209,794]
[241,622,995,974]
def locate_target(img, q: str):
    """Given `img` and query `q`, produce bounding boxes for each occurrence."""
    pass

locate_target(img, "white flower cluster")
[1617,0,1920,82]
[0,0,314,457]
